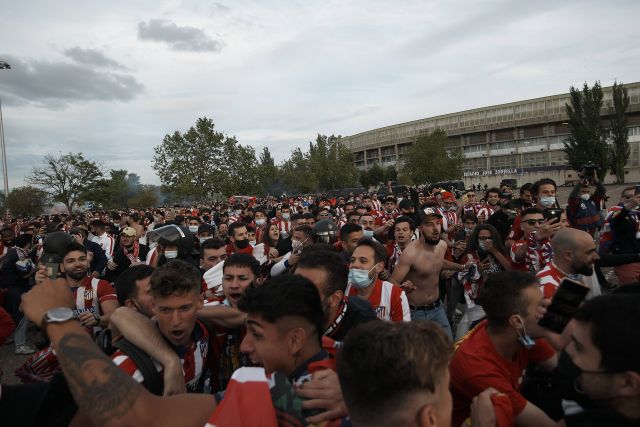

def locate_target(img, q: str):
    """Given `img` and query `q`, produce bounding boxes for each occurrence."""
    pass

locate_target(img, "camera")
[581,162,599,176]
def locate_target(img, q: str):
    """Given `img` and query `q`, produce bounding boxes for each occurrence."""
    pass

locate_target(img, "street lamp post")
[0,60,10,198]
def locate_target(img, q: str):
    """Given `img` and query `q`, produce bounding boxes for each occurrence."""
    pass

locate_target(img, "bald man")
[536,228,600,298]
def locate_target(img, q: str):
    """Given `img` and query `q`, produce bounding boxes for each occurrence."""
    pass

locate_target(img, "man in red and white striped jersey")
[346,238,410,322]
[510,207,561,274]
[275,205,292,238]
[536,227,599,299]
[111,259,212,393]
[476,187,501,223]
[15,242,118,382]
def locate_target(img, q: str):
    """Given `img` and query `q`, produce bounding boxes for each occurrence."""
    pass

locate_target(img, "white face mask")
[199,236,211,244]
[580,193,591,201]
[539,196,556,208]
[164,250,178,259]
[255,218,266,226]
[282,213,290,220]
[188,225,198,233]
[249,240,256,246]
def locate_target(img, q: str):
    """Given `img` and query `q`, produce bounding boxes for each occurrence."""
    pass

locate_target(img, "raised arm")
[109,306,185,396]
[21,279,215,427]
[198,305,247,328]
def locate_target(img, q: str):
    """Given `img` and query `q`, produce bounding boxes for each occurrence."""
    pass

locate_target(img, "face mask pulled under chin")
[515,315,535,349]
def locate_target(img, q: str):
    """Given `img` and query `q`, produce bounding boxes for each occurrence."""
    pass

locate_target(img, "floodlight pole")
[0,61,10,198]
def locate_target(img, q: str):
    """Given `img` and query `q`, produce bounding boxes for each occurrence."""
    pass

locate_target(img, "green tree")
[256,147,279,194]
[608,81,630,184]
[402,129,464,184]
[307,134,358,191]
[153,117,233,199]
[563,82,609,181]
[280,148,318,194]
[367,164,384,187]
[6,186,48,216]
[28,152,103,212]
[80,169,129,208]
[359,170,370,188]
[383,166,397,183]
[128,185,160,208]
[222,142,259,196]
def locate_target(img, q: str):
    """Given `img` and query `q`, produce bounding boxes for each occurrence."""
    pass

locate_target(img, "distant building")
[342,82,640,188]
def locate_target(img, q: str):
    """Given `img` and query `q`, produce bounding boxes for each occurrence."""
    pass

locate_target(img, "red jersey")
[15,278,116,383]
[450,320,555,427]
[509,232,552,275]
[112,319,211,392]
[276,220,291,237]
[346,278,410,322]
[507,215,523,242]
[374,210,398,227]
[476,205,496,223]
[536,262,565,299]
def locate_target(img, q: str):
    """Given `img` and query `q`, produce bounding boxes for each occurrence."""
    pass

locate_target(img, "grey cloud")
[0,54,144,108]
[63,47,124,69]
[137,19,223,52]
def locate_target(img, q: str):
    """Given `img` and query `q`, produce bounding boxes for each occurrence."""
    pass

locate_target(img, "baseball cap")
[442,192,455,201]
[120,226,137,237]
[422,207,443,218]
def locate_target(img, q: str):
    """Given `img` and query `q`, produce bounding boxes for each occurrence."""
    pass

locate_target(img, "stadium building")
[342,82,640,188]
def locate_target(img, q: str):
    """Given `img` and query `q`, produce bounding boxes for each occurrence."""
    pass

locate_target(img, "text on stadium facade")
[463,168,522,177]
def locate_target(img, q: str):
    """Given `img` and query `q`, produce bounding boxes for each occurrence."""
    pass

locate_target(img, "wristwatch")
[41,307,77,332]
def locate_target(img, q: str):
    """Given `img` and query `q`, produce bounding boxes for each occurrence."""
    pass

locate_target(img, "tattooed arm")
[21,278,215,427]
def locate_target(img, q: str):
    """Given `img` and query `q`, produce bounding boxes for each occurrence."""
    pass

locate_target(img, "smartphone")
[543,208,563,223]
[538,278,590,334]
[634,184,640,195]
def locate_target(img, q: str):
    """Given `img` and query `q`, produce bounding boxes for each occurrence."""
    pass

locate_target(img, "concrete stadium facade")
[343,82,640,188]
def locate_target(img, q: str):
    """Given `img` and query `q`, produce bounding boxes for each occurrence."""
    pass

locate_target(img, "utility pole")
[0,60,11,198]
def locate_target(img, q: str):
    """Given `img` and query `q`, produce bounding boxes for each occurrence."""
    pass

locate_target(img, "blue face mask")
[348,266,376,289]
[515,315,536,349]
[363,229,374,238]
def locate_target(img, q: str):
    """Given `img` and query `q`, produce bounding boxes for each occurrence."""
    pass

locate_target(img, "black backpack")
[96,318,214,396]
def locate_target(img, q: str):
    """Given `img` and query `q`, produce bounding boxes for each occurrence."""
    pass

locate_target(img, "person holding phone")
[566,170,605,236]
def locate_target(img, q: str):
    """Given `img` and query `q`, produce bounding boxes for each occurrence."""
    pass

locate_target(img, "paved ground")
[1,327,42,385]
[0,183,631,385]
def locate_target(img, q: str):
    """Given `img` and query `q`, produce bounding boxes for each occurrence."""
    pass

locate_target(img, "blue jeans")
[410,303,453,339]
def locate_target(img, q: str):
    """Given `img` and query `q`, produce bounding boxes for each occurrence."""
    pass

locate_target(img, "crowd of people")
[0,174,639,427]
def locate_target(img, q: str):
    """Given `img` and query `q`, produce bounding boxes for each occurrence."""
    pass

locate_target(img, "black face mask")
[235,239,250,250]
[556,351,600,410]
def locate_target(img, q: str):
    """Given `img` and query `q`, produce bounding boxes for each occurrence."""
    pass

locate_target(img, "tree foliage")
[280,148,318,194]
[608,81,630,184]
[127,184,160,208]
[307,135,359,191]
[383,166,398,183]
[28,152,103,212]
[153,117,261,199]
[563,82,609,181]
[256,147,279,194]
[153,118,226,199]
[6,186,48,216]
[402,129,463,184]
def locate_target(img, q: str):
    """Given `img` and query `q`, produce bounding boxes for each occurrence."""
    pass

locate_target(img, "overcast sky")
[1,0,639,188]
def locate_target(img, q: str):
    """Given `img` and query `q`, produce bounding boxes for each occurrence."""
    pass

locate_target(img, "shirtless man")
[390,208,467,337]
